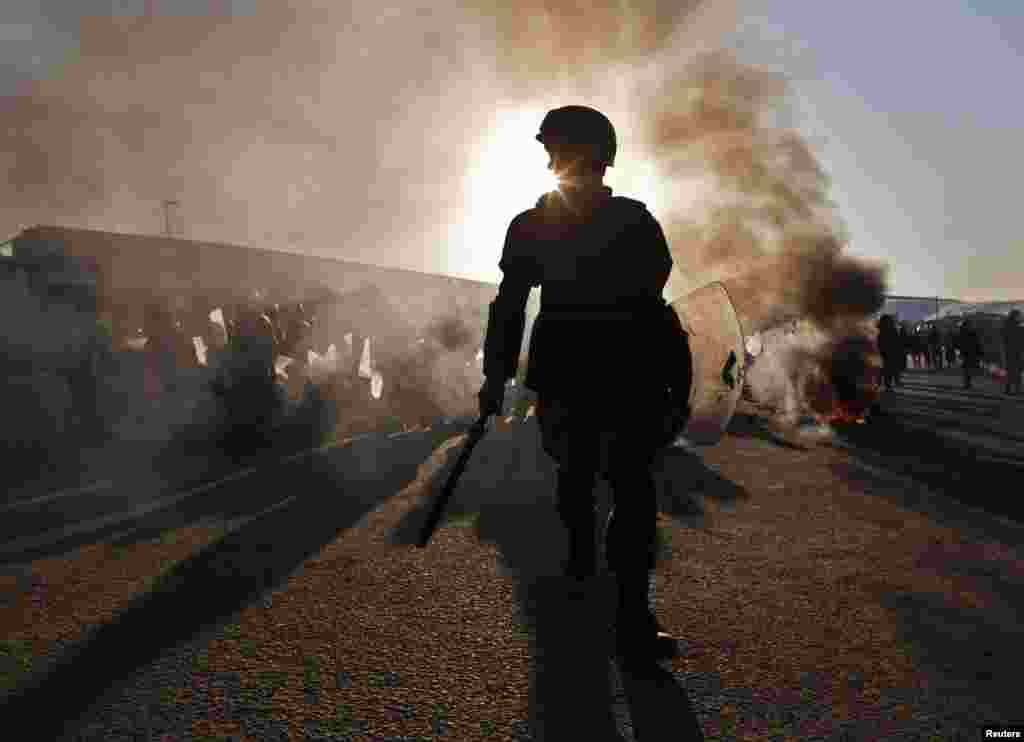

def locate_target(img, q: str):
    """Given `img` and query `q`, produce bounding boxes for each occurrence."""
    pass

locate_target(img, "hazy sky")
[732,1,1024,302]
[2,1,1021,302]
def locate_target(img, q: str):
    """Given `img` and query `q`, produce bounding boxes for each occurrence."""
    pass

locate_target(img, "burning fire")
[819,377,881,426]
[820,399,868,425]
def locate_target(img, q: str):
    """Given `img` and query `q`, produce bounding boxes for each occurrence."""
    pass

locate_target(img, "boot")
[613,570,678,668]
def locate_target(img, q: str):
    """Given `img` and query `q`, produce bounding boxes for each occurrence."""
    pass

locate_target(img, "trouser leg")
[555,466,597,578]
[605,468,659,576]
[607,465,678,663]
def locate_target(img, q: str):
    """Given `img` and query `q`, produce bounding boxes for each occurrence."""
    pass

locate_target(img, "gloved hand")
[478,376,506,418]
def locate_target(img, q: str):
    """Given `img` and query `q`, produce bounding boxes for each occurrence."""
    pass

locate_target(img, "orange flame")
[819,393,874,425]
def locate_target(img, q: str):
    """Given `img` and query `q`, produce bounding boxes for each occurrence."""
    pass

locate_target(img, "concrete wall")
[11,225,497,314]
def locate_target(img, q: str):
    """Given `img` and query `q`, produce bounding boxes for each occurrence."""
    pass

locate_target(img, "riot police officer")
[478,105,690,668]
[1001,309,1023,395]
[957,317,983,390]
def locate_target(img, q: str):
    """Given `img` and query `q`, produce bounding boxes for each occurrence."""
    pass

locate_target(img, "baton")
[416,414,491,548]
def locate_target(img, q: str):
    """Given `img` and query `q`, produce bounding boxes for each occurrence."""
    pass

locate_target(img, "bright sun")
[448,106,676,282]
[452,109,558,279]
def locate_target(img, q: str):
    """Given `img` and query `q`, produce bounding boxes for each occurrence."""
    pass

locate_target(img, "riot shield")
[671,281,745,446]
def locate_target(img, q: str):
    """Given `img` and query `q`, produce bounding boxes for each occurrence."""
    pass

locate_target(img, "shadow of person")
[390,418,711,740]
[651,443,752,519]
[0,423,465,742]
[830,406,1024,528]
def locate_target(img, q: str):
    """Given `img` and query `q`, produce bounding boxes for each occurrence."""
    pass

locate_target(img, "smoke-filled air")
[1,0,891,434]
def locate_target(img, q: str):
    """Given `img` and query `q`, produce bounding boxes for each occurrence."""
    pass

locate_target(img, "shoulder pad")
[535,191,560,209]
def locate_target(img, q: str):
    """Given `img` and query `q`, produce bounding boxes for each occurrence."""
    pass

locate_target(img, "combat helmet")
[536,106,617,167]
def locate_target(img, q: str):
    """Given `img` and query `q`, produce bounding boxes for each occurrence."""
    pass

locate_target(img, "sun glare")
[448,106,695,281]
[452,110,557,279]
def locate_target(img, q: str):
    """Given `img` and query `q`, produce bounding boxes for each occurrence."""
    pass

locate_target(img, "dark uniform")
[956,319,983,389]
[485,188,675,503]
[480,105,688,668]
[896,325,908,384]
[220,300,279,438]
[877,315,901,390]
[927,325,942,369]
[1001,310,1023,395]
[143,303,182,395]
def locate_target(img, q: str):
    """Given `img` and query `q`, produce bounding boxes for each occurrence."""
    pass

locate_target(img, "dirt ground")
[2,373,1023,741]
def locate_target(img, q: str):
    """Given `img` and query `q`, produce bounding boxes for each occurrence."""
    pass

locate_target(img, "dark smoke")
[629,49,888,335]
[797,334,881,418]
[428,314,476,352]
[623,47,889,420]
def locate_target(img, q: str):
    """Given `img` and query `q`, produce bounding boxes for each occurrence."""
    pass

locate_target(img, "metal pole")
[162,200,180,237]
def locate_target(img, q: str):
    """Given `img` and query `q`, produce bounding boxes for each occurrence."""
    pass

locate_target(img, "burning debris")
[628,50,889,429]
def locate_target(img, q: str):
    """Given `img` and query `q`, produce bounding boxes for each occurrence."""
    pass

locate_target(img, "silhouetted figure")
[945,329,957,367]
[64,292,108,438]
[956,318,983,390]
[217,293,279,442]
[143,302,182,397]
[877,314,901,391]
[1001,309,1023,395]
[479,106,691,670]
[896,324,908,384]
[927,324,942,369]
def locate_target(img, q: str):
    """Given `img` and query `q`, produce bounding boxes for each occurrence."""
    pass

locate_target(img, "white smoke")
[745,320,829,425]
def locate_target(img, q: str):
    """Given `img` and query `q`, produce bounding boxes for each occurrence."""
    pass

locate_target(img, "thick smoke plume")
[640,53,889,423]
[630,50,888,336]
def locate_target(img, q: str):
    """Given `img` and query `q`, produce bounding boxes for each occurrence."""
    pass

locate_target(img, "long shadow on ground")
[0,384,398,564]
[0,422,464,742]
[389,421,750,741]
[827,406,1024,536]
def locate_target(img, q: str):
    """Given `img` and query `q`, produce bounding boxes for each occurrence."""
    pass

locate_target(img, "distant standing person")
[143,302,180,397]
[927,324,942,369]
[896,324,908,384]
[877,315,902,391]
[945,328,957,367]
[956,318,983,390]
[1001,309,1023,395]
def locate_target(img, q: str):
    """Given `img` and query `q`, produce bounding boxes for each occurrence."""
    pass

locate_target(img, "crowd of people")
[0,265,495,492]
[875,310,1023,393]
[138,293,319,409]
[131,287,487,442]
